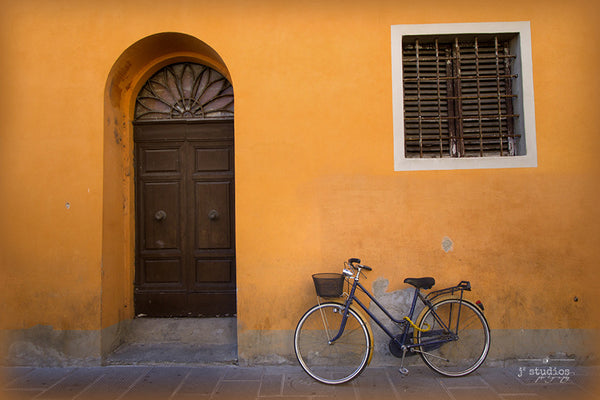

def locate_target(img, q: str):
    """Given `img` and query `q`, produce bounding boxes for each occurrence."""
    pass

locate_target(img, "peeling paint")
[368,277,423,363]
[1,325,101,366]
[442,236,454,252]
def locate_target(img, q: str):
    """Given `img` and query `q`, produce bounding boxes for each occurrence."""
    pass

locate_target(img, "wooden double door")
[134,120,236,317]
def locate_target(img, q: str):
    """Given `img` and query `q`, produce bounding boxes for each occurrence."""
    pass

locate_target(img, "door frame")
[102,33,236,358]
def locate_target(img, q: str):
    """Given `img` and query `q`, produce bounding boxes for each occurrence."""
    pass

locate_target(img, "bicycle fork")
[326,269,364,344]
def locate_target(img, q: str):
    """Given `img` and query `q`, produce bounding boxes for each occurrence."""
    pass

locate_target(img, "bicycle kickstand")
[398,346,409,376]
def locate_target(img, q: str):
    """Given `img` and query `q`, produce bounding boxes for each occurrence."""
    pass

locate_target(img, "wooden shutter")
[403,35,520,158]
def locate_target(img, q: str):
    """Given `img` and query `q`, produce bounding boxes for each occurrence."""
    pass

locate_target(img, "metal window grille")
[402,35,520,158]
[135,62,234,121]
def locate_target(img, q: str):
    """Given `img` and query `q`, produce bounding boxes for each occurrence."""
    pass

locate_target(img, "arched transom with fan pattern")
[135,62,234,120]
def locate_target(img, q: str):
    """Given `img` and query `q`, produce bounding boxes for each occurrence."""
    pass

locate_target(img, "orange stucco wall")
[1,0,599,363]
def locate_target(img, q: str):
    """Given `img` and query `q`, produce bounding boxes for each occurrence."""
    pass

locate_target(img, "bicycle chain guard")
[389,329,447,358]
[388,332,417,358]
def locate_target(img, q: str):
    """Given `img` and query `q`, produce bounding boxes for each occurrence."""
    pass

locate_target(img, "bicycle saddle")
[404,277,435,290]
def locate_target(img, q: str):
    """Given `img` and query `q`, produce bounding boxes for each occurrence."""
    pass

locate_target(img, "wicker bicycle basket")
[312,273,345,298]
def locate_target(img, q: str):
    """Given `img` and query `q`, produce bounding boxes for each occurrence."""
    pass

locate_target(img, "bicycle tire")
[417,298,490,377]
[294,302,372,384]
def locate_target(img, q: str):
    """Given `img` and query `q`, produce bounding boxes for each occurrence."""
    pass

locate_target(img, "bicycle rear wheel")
[294,302,372,384]
[417,299,490,377]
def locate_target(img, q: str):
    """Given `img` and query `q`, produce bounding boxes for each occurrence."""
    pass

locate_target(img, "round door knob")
[208,209,219,220]
[154,210,167,221]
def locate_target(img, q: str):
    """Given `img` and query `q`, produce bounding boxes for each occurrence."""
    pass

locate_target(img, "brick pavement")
[1,365,598,400]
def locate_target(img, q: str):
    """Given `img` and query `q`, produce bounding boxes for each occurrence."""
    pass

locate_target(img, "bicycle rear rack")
[424,280,471,302]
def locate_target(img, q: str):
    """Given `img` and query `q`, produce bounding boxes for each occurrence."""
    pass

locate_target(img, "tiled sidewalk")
[1,365,598,400]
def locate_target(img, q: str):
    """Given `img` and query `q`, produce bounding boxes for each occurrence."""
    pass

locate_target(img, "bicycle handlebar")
[347,258,372,271]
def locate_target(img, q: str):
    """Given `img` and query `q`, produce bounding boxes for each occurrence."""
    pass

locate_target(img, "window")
[391,22,537,171]
[135,62,234,121]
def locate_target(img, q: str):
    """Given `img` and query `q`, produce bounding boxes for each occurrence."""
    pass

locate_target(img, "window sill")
[394,154,538,171]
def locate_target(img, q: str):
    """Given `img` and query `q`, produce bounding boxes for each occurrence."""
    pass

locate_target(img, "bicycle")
[294,258,490,385]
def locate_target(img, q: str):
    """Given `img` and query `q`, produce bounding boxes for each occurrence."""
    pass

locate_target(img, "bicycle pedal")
[398,367,409,376]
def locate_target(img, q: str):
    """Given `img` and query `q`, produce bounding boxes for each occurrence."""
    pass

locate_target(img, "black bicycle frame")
[329,276,458,350]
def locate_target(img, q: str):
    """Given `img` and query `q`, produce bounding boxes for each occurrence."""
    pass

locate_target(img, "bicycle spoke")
[295,303,371,384]
[414,349,450,362]
[418,299,490,377]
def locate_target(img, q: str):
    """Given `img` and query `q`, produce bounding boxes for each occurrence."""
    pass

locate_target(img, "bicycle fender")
[329,300,375,366]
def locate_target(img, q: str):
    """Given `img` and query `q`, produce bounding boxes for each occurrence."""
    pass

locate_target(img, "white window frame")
[391,21,537,171]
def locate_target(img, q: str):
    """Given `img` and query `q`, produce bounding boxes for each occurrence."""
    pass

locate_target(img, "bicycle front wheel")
[294,302,372,384]
[417,299,490,377]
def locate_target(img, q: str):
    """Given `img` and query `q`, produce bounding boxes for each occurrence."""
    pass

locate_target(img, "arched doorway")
[102,33,238,362]
[133,62,236,317]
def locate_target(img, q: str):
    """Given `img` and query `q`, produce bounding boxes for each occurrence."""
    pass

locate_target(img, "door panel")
[195,148,231,172]
[134,121,236,317]
[143,258,182,284]
[142,148,181,173]
[134,293,187,317]
[195,259,233,283]
[142,181,181,250]
[195,181,231,249]
[186,293,236,317]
